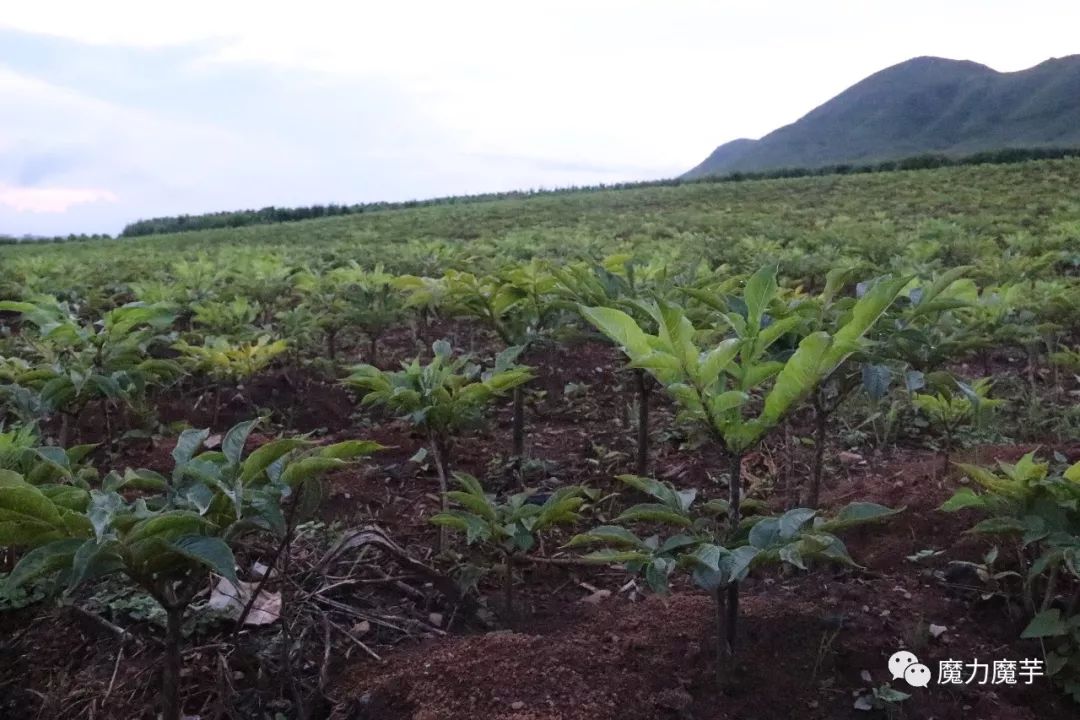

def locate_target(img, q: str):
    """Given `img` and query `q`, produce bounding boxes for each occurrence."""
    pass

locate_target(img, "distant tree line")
[0,233,112,246]
[12,146,1080,244]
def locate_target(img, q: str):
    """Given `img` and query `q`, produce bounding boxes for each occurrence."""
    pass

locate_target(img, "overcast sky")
[2,1,1078,236]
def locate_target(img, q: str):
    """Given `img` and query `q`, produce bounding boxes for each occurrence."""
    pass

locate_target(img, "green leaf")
[5,538,83,589]
[172,428,210,470]
[240,438,307,483]
[749,517,781,549]
[645,556,675,593]
[222,419,259,466]
[759,332,830,428]
[68,539,124,592]
[430,511,490,544]
[1021,609,1067,638]
[778,508,817,538]
[580,548,652,564]
[815,503,904,532]
[0,473,65,530]
[564,525,646,549]
[822,275,908,370]
[743,266,778,332]
[317,440,383,459]
[580,306,652,357]
[939,488,986,512]
[88,490,124,541]
[967,517,1027,535]
[698,338,741,386]
[615,503,693,527]
[39,485,90,511]
[615,474,684,510]
[728,545,760,582]
[168,535,238,584]
[279,457,346,488]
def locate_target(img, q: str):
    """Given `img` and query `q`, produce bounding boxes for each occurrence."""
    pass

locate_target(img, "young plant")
[581,266,908,652]
[940,452,1080,701]
[0,297,181,445]
[431,472,589,617]
[345,340,533,548]
[555,256,660,474]
[912,377,1002,474]
[401,265,558,459]
[174,335,288,425]
[566,474,901,682]
[2,419,378,720]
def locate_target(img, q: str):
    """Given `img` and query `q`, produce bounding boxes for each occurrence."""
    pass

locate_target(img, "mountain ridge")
[684,55,1080,178]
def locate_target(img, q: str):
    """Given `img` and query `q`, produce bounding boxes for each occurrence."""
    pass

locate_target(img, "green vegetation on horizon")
[2,157,1078,292]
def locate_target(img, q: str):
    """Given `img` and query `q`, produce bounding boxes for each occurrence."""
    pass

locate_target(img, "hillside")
[685,55,1080,178]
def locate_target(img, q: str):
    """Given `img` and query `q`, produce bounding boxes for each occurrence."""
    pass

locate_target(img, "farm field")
[0,157,1079,720]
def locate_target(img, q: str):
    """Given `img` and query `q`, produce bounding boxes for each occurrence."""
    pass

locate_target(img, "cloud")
[2,1,1080,235]
[0,184,117,213]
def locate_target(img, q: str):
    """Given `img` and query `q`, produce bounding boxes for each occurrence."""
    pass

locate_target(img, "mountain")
[684,55,1080,178]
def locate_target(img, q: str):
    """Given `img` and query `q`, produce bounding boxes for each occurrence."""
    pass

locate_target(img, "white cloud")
[1,1,1079,233]
[0,184,117,213]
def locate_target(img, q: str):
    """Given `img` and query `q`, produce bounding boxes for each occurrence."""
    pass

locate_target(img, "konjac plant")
[1,419,378,720]
[579,266,907,667]
[344,340,533,549]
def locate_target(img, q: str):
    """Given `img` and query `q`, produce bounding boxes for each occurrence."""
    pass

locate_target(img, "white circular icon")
[888,650,919,680]
[904,663,932,688]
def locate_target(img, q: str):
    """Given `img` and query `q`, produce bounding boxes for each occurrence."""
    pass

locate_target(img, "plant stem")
[430,433,451,552]
[512,385,525,460]
[809,392,827,508]
[504,552,515,620]
[368,334,378,367]
[635,368,650,475]
[726,451,742,650]
[162,604,184,720]
[326,328,337,362]
[1041,564,1060,612]
[278,519,307,720]
[233,494,299,633]
[713,587,729,689]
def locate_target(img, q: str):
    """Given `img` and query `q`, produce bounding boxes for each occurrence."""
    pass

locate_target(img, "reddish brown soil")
[2,324,1078,719]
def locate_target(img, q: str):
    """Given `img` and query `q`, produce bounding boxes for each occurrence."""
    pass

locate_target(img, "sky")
[1,1,1078,236]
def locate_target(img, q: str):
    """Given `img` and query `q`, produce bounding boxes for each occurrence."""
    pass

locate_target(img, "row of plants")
[1,244,1078,715]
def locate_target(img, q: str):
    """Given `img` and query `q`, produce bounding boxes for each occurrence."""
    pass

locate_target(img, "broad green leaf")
[615,503,693,527]
[563,525,646,549]
[318,440,383,459]
[169,535,238,584]
[580,548,652,564]
[743,266,778,332]
[279,457,346,488]
[240,438,307,483]
[68,539,124,591]
[172,428,210,470]
[698,338,741,386]
[0,474,64,529]
[749,517,781,549]
[645,556,675,593]
[222,419,259,466]
[778,508,817,538]
[815,503,904,532]
[580,306,652,357]
[1021,609,1067,638]
[939,488,987,512]
[760,332,831,427]
[822,275,908,370]
[5,538,84,589]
